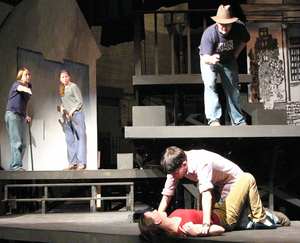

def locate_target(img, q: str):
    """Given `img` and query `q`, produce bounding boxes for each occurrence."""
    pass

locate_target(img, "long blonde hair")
[17,68,30,85]
[59,69,70,97]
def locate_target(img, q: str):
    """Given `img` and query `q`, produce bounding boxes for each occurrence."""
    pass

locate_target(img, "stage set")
[0,149,300,243]
[1,125,300,243]
[1,0,300,243]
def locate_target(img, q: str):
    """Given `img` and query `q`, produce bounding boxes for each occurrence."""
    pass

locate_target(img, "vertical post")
[184,188,192,209]
[281,23,290,101]
[4,185,8,201]
[135,88,140,106]
[187,13,191,74]
[97,151,101,169]
[130,183,134,212]
[28,121,34,171]
[91,185,96,213]
[1,184,7,215]
[268,139,279,211]
[134,13,142,76]
[42,186,48,214]
[126,185,130,211]
[174,91,179,125]
[170,13,175,75]
[96,185,101,211]
[269,181,274,211]
[154,13,159,75]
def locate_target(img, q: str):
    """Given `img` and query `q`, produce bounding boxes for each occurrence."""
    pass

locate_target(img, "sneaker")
[76,164,86,170]
[266,209,291,226]
[252,222,277,229]
[63,164,77,171]
[15,167,25,171]
[209,121,221,126]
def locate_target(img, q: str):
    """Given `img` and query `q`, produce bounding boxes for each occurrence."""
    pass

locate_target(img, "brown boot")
[209,121,221,126]
[63,164,77,171]
[76,164,86,170]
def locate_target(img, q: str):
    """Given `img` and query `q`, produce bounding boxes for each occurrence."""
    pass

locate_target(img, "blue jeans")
[65,111,86,165]
[200,56,246,126]
[5,111,27,170]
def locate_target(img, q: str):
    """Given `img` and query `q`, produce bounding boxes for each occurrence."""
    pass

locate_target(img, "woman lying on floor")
[139,173,290,241]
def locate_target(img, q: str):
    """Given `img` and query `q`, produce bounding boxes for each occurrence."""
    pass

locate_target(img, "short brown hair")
[161,146,187,174]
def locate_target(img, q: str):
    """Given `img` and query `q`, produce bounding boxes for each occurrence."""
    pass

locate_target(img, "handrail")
[133,9,217,76]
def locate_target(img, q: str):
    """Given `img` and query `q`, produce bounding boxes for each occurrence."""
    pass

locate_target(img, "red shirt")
[168,209,221,233]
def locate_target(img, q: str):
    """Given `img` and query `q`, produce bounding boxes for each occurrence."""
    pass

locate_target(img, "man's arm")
[202,54,220,65]
[158,195,172,212]
[234,42,247,58]
[201,190,213,235]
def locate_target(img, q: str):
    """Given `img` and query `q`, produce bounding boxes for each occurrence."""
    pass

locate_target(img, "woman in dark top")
[5,68,32,171]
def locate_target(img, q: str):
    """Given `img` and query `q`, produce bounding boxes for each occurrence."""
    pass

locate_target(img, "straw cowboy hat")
[211,5,238,24]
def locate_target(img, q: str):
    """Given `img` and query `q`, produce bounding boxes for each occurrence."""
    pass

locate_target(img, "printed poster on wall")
[247,22,286,109]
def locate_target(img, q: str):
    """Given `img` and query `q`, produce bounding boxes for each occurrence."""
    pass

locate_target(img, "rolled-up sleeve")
[161,174,180,196]
[197,163,214,194]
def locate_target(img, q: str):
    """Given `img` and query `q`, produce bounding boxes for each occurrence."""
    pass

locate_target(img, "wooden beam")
[241,4,300,12]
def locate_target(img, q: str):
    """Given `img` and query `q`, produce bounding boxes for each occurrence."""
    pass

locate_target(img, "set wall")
[0,0,101,171]
[92,26,135,95]
[93,9,174,91]
[92,13,174,130]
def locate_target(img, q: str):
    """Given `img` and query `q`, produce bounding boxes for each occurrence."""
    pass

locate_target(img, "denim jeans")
[213,173,266,231]
[200,56,246,125]
[65,111,86,165]
[5,111,27,170]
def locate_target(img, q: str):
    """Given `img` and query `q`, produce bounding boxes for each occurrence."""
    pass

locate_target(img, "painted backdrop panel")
[247,22,286,109]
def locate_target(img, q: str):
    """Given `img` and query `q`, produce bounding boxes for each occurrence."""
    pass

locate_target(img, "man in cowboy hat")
[199,5,250,126]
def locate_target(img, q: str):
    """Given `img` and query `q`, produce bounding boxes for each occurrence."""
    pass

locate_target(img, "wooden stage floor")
[0,210,299,243]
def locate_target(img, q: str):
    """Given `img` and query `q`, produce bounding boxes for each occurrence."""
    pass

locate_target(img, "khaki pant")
[213,173,266,231]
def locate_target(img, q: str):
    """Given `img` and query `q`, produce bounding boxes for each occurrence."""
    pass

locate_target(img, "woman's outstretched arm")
[181,222,225,236]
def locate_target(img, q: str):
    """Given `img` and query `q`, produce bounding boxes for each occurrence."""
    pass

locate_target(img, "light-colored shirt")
[161,149,243,200]
[61,83,83,114]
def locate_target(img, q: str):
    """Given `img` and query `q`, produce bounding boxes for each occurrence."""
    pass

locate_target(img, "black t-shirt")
[199,20,250,64]
[6,81,32,117]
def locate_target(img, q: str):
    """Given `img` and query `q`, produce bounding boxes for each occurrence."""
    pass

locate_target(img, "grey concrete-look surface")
[0,211,299,243]
[125,125,300,139]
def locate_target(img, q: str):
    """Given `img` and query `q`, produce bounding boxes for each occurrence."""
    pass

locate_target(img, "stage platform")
[0,168,167,216]
[125,125,300,139]
[124,125,300,216]
[1,125,300,242]
[0,210,299,243]
[0,168,166,181]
